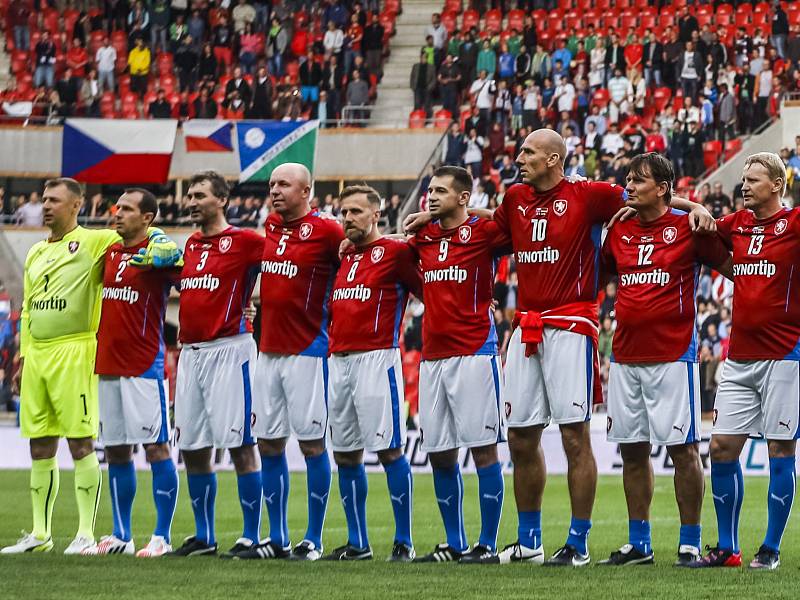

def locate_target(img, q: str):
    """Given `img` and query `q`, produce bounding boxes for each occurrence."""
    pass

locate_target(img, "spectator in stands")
[772,0,790,59]
[477,40,496,78]
[642,30,663,88]
[384,194,401,231]
[188,9,206,46]
[8,0,29,52]
[682,120,705,177]
[363,14,385,81]
[249,66,273,118]
[128,37,152,98]
[601,121,624,155]
[325,0,348,29]
[498,154,520,187]
[498,43,515,81]
[223,90,247,119]
[522,79,541,128]
[437,54,461,119]
[66,39,89,83]
[149,88,172,118]
[678,6,698,44]
[324,19,345,60]
[299,51,322,107]
[268,17,289,76]
[754,59,774,127]
[678,40,703,99]
[442,122,465,166]
[199,42,218,84]
[345,69,369,125]
[150,0,170,53]
[238,23,261,75]
[344,13,364,76]
[463,127,485,177]
[644,124,666,154]
[128,0,151,38]
[410,51,435,119]
[707,182,732,218]
[157,194,180,224]
[55,68,80,116]
[14,192,43,226]
[232,0,257,33]
[470,70,495,136]
[427,13,447,67]
[606,67,630,123]
[788,25,800,66]
[95,37,117,93]
[80,69,102,117]
[169,14,188,52]
[212,14,234,75]
[716,82,736,144]
[225,66,252,106]
[193,86,219,118]
[322,54,345,120]
[493,79,512,132]
[175,35,199,92]
[604,34,626,85]
[33,31,57,90]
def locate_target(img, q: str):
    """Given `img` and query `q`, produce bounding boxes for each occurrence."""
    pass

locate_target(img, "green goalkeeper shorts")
[20,333,99,439]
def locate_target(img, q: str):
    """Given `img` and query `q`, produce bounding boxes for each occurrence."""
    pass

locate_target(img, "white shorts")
[253,353,328,441]
[607,362,701,446]
[713,359,800,440]
[503,327,598,428]
[98,376,170,446]
[174,334,257,450]
[328,348,406,453]
[418,354,504,453]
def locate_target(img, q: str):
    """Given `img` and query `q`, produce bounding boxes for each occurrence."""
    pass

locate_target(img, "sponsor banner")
[0,424,778,475]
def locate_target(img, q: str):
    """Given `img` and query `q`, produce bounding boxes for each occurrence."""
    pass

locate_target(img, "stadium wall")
[0,125,443,181]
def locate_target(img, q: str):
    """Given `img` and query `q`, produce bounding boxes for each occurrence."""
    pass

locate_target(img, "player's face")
[114,193,152,239]
[624,167,667,210]
[186,180,225,226]
[269,170,310,217]
[741,163,782,210]
[341,193,379,244]
[516,137,555,185]
[427,175,468,218]
[41,184,80,230]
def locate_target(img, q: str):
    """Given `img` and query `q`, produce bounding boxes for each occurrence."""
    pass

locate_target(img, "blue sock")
[764,456,796,552]
[237,471,262,544]
[477,462,504,551]
[566,517,591,555]
[261,453,290,547]
[710,460,744,552]
[304,453,331,548]
[338,464,369,550]
[384,456,413,547]
[109,461,136,542]
[679,524,701,551]
[150,458,178,543]
[432,465,467,552]
[628,519,651,555]
[187,472,217,545]
[518,511,542,549]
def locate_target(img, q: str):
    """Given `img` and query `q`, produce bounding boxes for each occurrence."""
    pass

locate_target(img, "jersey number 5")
[276,234,290,256]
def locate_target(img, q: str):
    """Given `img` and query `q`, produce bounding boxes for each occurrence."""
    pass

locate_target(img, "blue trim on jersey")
[584,337,593,421]
[238,265,261,334]
[590,223,603,297]
[242,361,254,446]
[140,281,171,379]
[467,215,479,224]
[783,337,800,360]
[678,265,701,362]
[669,208,688,216]
[476,308,499,355]
[490,356,505,443]
[387,366,402,449]
[156,378,169,444]
[300,270,336,357]
[393,284,408,348]
[322,357,330,449]
[686,362,697,444]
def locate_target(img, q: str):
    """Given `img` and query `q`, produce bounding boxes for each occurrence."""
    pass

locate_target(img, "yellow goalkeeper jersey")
[21,226,120,355]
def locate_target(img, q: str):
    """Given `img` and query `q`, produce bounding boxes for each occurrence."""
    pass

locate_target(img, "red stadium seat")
[440,11,457,33]
[384,0,400,15]
[433,109,452,129]
[640,13,656,29]
[443,0,462,13]
[676,176,694,191]
[735,11,751,27]
[378,11,395,34]
[408,109,426,128]
[565,11,582,29]
[10,50,27,74]
[652,87,672,112]
[621,11,638,29]
[507,9,525,32]
[42,8,58,34]
[724,138,743,160]
[591,88,609,108]
[16,72,33,94]
[89,30,106,56]
[754,1,769,13]
[461,9,479,31]
[695,12,712,27]
[595,0,612,11]
[159,75,176,94]
[285,61,300,83]
[703,141,723,171]
[293,9,308,29]
[485,9,502,34]
[156,52,174,77]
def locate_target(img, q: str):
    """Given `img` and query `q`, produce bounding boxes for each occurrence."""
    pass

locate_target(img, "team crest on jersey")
[663,226,678,244]
[68,241,80,254]
[219,236,232,253]
[553,199,568,216]
[299,222,314,240]
[775,219,788,235]
[458,225,472,243]
[371,246,385,263]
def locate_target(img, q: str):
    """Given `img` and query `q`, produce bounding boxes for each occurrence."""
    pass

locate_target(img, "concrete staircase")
[371,0,439,126]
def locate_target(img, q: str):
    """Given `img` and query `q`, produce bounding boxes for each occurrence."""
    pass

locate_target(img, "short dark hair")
[124,187,158,219]
[43,177,83,199]
[433,165,472,194]
[188,170,230,200]
[628,152,674,203]
[340,184,381,207]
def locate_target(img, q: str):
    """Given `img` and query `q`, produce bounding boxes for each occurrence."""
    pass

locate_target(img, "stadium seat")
[703,141,723,171]
[293,9,308,29]
[384,0,400,14]
[408,109,426,128]
[621,12,638,29]
[285,61,300,83]
[156,53,174,77]
[160,75,176,94]
[565,11,582,29]
[724,138,743,160]
[461,9,479,31]
[652,87,672,112]
[507,9,525,32]
[10,50,27,74]
[16,72,32,94]
[443,0,462,13]
[89,30,106,56]
[485,9,502,33]
[433,109,452,129]
[440,11,457,33]
[591,88,610,108]
[42,8,59,34]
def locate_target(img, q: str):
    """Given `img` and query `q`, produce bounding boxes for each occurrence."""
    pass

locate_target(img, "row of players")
[3,130,797,569]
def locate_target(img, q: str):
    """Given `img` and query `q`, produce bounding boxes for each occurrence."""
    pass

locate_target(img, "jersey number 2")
[115,261,127,282]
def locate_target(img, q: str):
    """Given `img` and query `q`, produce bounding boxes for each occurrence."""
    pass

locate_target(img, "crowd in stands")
[1,0,395,124]
[0,279,18,415]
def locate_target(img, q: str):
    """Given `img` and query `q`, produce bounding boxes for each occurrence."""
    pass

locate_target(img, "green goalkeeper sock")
[31,457,59,540]
[73,453,101,540]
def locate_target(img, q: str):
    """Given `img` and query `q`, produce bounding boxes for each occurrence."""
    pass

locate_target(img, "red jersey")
[716,207,800,360]
[259,211,344,357]
[179,227,263,344]
[95,240,176,378]
[602,209,730,363]
[496,180,626,314]
[329,238,422,353]
[408,216,509,360]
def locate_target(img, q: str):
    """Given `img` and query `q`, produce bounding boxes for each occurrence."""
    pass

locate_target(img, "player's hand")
[11,359,22,395]
[338,238,355,259]
[403,211,431,234]
[688,203,716,234]
[244,302,257,324]
[130,234,185,268]
[606,206,637,229]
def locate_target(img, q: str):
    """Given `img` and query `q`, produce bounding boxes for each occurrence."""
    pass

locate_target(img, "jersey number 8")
[347,260,360,282]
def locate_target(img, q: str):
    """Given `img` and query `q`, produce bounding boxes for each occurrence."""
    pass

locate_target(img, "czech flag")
[61,119,178,184]
[183,120,233,152]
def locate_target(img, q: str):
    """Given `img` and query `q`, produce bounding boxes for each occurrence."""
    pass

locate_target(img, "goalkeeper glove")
[129,231,184,268]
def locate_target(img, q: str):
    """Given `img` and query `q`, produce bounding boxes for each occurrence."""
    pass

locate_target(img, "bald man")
[405,128,713,565]
[241,162,345,561]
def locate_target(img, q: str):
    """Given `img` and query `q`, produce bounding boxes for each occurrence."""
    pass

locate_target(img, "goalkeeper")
[1,178,181,555]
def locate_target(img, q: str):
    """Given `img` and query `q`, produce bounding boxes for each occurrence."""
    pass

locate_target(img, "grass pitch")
[0,470,798,599]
